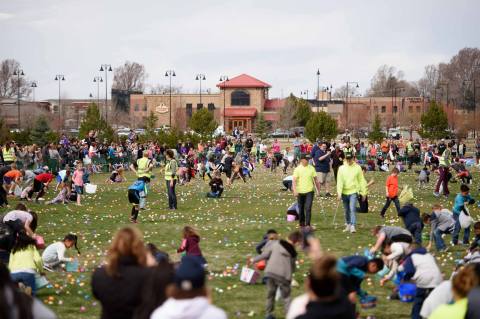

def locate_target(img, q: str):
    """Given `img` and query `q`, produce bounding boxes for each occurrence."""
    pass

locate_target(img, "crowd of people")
[0,131,480,319]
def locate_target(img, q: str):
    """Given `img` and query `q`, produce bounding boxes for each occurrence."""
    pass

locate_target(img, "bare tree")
[333,85,358,99]
[0,59,31,98]
[416,64,440,98]
[367,64,418,97]
[277,96,297,130]
[148,84,183,94]
[112,61,147,92]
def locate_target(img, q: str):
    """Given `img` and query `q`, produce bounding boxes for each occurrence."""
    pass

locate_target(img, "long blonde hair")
[106,226,147,276]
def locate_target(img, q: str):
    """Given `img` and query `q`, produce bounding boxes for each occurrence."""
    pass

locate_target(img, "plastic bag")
[460,208,474,229]
[399,185,413,206]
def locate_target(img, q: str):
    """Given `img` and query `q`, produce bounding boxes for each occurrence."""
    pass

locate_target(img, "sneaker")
[433,192,440,197]
[343,224,351,232]
[43,264,54,272]
[350,225,356,233]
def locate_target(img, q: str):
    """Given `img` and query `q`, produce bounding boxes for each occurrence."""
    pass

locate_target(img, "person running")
[164,150,178,210]
[292,154,320,230]
[336,152,366,233]
[380,167,401,218]
[434,141,452,198]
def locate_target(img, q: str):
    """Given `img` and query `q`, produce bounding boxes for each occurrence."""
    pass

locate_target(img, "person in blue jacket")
[452,184,476,245]
[336,255,384,303]
[127,179,148,223]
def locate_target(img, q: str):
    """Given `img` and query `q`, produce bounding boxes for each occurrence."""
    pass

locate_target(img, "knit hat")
[174,256,205,291]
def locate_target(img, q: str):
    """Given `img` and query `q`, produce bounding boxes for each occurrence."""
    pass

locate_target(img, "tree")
[112,61,147,92]
[419,101,449,139]
[333,85,358,99]
[277,94,297,130]
[305,111,337,142]
[79,103,114,142]
[294,98,313,126]
[148,84,183,94]
[188,108,217,138]
[368,114,385,143]
[30,116,51,145]
[0,118,11,144]
[254,113,269,139]
[0,59,31,98]
[367,64,418,97]
[145,111,158,139]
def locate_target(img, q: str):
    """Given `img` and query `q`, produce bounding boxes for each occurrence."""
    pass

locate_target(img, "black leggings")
[297,192,314,226]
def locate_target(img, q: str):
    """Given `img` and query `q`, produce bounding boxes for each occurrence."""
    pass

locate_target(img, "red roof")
[224,107,257,117]
[263,112,279,121]
[217,74,271,89]
[264,98,287,111]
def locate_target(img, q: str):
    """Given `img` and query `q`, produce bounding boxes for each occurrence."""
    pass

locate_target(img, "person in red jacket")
[177,226,206,266]
[380,167,401,218]
[27,171,57,202]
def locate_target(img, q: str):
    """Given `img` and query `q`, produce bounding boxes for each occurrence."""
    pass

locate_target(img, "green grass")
[2,166,479,319]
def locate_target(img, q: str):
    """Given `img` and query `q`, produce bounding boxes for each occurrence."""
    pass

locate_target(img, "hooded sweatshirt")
[399,247,442,289]
[252,239,297,282]
[150,296,227,319]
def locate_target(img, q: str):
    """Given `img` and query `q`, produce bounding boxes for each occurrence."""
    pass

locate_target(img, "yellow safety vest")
[136,157,151,178]
[164,159,177,181]
[2,147,14,163]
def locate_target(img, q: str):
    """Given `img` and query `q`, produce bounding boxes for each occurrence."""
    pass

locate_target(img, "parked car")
[269,129,294,138]
[290,126,305,137]
[116,128,131,137]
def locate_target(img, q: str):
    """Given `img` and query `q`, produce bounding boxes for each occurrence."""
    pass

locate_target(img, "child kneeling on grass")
[42,234,80,271]
[248,231,301,319]
[206,171,223,198]
[127,179,148,223]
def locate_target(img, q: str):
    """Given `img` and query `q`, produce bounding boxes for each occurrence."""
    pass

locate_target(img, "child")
[286,202,299,221]
[47,180,71,205]
[370,225,413,254]
[398,246,443,319]
[72,163,84,206]
[282,175,293,191]
[452,184,476,245]
[177,226,206,266]
[207,171,223,198]
[106,166,126,184]
[8,231,43,296]
[3,167,23,195]
[357,166,374,213]
[422,204,455,252]
[255,229,279,254]
[380,167,401,218]
[249,231,301,319]
[42,234,80,271]
[336,255,384,304]
[398,202,423,244]
[417,166,430,188]
[127,179,147,223]
[380,241,412,286]
[468,222,480,252]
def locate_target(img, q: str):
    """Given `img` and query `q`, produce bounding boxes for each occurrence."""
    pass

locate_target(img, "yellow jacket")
[9,245,43,273]
[336,162,367,196]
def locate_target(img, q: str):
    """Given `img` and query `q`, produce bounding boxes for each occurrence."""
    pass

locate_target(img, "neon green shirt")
[9,245,43,273]
[336,162,366,196]
[293,164,317,194]
[429,298,467,319]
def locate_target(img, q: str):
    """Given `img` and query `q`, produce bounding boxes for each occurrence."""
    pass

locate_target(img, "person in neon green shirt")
[336,153,367,233]
[429,264,478,319]
[292,154,320,229]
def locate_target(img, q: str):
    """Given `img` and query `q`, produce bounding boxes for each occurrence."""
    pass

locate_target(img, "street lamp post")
[316,69,320,112]
[54,74,65,131]
[195,74,206,105]
[30,81,37,103]
[219,75,229,130]
[345,81,359,131]
[13,68,24,129]
[165,70,176,127]
[93,76,103,106]
[99,64,112,123]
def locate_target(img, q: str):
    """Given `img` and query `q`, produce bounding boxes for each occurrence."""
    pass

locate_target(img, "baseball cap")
[174,256,205,291]
[300,154,311,160]
[344,152,353,159]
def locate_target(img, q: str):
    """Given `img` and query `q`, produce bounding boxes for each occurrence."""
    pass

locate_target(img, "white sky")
[1,0,479,100]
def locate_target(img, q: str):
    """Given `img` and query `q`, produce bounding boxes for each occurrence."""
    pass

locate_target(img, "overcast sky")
[1,0,479,101]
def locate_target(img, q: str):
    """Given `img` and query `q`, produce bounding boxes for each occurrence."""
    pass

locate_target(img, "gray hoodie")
[252,239,297,282]
[150,297,226,319]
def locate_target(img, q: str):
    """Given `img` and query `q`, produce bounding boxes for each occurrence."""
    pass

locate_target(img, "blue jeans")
[408,222,423,245]
[412,287,432,319]
[452,214,470,244]
[11,272,36,295]
[342,193,357,226]
[166,180,177,209]
[433,228,452,250]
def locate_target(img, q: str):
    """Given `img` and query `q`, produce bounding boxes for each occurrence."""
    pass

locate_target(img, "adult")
[2,141,16,165]
[130,151,153,183]
[27,171,56,203]
[245,134,254,154]
[330,145,344,181]
[0,164,12,207]
[336,152,366,233]
[150,256,227,319]
[91,226,150,319]
[434,141,452,197]
[164,150,178,210]
[292,154,320,229]
[310,141,332,197]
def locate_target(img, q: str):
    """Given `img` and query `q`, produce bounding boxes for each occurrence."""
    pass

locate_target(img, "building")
[0,98,53,129]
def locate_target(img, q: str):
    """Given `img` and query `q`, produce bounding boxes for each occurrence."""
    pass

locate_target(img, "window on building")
[231,90,250,106]
[186,104,192,119]
[134,104,139,111]
[409,105,413,113]
[197,103,203,110]
[208,103,215,111]
[393,105,398,113]
[374,105,378,113]
[381,106,386,113]
[143,104,147,111]
[416,105,421,113]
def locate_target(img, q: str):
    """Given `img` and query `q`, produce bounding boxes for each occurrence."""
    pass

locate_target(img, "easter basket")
[84,183,97,194]
[240,267,260,284]
[398,283,416,302]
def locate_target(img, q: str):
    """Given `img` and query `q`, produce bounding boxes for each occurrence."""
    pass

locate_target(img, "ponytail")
[65,234,80,255]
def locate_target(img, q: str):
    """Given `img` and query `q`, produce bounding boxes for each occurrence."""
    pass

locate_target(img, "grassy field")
[2,165,478,319]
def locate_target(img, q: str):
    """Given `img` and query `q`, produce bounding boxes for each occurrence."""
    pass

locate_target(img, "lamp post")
[165,70,176,127]
[345,81,359,131]
[316,69,320,112]
[99,64,112,123]
[30,81,37,103]
[195,74,206,105]
[93,76,103,106]
[54,74,65,130]
[219,75,229,130]
[13,68,25,129]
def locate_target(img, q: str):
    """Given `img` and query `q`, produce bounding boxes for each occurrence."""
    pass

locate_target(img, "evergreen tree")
[79,103,114,142]
[368,114,385,143]
[305,111,337,142]
[188,108,217,139]
[419,101,449,139]
[294,98,313,126]
[254,113,269,139]
[30,115,51,146]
